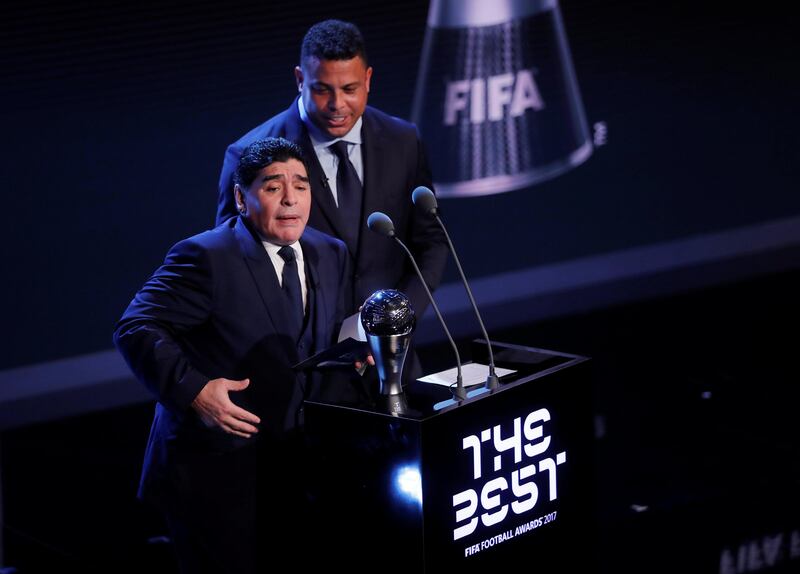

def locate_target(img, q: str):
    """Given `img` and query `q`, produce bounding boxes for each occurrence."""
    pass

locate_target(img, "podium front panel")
[421,357,593,571]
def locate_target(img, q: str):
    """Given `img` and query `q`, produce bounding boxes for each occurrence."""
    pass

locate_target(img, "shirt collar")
[261,239,304,262]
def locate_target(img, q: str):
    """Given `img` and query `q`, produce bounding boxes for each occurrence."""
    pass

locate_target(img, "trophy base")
[381,392,409,416]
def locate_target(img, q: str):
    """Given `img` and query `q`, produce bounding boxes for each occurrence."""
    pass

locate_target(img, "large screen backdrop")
[1,0,797,379]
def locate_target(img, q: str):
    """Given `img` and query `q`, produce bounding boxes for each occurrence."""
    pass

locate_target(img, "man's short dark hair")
[234,137,307,189]
[300,19,367,65]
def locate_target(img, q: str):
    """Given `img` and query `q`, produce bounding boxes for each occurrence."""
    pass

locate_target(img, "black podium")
[303,340,593,573]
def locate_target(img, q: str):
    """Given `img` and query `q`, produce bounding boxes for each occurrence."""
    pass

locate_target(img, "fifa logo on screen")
[443,68,544,126]
[412,0,593,197]
[451,407,566,541]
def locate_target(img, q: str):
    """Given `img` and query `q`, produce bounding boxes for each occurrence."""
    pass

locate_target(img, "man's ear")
[294,66,304,92]
[234,184,246,214]
[365,66,373,94]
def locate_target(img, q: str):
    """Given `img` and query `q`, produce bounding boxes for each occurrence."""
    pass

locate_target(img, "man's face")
[235,159,311,245]
[295,56,372,139]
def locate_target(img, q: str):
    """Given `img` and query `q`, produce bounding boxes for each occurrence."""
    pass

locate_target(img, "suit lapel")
[233,218,298,363]
[300,232,328,353]
[360,109,389,259]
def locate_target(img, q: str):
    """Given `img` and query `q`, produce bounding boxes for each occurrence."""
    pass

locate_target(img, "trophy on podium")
[360,289,416,415]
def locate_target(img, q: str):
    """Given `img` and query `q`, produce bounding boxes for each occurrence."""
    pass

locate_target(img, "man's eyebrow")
[311,80,360,89]
[259,173,309,183]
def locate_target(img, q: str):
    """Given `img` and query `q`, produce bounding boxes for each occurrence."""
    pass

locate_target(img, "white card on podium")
[418,362,515,387]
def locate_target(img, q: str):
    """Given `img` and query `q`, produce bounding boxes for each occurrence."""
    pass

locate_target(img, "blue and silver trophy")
[360,289,416,415]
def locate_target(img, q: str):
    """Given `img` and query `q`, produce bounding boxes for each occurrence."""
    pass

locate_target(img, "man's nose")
[326,91,341,109]
[282,189,299,204]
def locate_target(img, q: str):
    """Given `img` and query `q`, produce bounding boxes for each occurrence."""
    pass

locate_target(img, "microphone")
[412,186,500,393]
[367,212,466,402]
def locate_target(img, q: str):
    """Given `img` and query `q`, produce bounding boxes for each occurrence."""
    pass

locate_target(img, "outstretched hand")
[353,304,375,373]
[354,354,375,374]
[191,377,260,438]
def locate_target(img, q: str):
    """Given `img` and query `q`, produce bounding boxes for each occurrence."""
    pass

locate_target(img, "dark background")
[1,1,798,572]
[1,0,797,368]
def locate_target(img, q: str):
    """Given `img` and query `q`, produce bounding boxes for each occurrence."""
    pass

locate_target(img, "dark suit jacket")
[113,217,349,503]
[216,99,448,316]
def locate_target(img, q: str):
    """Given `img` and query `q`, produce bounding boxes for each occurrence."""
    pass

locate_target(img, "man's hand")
[191,378,260,438]
[354,354,375,375]
[353,303,375,374]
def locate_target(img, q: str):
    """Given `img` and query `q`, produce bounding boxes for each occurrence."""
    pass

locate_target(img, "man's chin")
[325,128,348,139]
[274,235,304,245]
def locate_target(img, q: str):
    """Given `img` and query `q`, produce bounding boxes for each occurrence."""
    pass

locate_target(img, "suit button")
[298,342,305,350]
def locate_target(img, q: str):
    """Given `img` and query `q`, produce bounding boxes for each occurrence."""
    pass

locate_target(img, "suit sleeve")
[398,131,449,317]
[113,239,214,414]
[216,143,242,226]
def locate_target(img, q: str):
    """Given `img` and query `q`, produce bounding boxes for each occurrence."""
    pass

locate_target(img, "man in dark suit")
[216,19,448,320]
[115,137,355,574]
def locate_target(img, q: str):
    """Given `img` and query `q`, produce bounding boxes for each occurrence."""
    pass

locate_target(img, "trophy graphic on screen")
[412,0,592,197]
[360,289,416,415]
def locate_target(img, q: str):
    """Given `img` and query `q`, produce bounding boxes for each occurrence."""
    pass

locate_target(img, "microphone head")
[367,211,395,237]
[412,186,438,216]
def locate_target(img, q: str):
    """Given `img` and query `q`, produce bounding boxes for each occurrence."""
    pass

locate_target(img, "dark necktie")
[330,140,363,250]
[278,245,304,340]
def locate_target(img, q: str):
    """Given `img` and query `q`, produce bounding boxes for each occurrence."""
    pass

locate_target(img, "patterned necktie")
[329,140,363,250]
[278,245,304,340]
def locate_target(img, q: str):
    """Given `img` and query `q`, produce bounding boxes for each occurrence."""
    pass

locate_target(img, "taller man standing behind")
[216,19,448,319]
